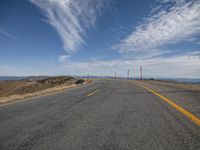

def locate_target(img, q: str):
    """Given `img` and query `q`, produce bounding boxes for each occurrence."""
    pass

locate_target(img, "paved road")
[0,79,199,150]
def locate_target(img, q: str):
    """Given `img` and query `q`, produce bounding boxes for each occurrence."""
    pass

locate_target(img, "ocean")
[0,76,26,81]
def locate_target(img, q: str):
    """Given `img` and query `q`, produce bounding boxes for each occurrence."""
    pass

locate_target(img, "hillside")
[0,76,84,97]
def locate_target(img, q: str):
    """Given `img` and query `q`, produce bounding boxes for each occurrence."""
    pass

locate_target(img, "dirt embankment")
[0,76,87,105]
[136,80,200,118]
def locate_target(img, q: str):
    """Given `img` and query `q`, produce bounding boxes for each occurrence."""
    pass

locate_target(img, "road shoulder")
[132,80,200,119]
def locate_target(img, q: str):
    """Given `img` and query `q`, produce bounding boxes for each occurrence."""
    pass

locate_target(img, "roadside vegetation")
[0,76,87,105]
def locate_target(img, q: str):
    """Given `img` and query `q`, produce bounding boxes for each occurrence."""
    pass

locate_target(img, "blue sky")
[0,0,200,78]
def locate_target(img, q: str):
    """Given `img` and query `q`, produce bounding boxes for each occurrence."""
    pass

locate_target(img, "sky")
[0,0,200,78]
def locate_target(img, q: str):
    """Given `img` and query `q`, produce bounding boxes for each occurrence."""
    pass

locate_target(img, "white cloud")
[31,0,109,54]
[114,0,200,57]
[58,55,70,62]
[1,53,200,78]
[0,29,16,40]
[54,53,200,79]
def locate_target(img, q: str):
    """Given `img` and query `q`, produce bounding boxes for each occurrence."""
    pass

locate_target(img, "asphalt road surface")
[0,79,199,150]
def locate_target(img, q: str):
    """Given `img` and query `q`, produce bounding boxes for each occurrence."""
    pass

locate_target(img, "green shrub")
[75,79,85,84]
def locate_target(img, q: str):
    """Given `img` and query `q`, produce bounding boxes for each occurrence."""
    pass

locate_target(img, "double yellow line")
[138,83,200,126]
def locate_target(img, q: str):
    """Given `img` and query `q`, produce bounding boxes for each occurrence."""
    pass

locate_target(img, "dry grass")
[0,77,89,105]
[0,83,79,105]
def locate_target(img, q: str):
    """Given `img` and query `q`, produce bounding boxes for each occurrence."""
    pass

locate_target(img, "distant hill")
[22,76,50,82]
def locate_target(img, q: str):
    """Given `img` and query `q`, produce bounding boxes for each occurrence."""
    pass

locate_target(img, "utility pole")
[140,66,143,80]
[115,72,116,80]
[127,69,130,80]
[87,74,89,82]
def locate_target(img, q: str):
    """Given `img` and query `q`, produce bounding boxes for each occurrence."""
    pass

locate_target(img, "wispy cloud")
[54,52,200,79]
[2,53,199,78]
[114,0,200,57]
[31,0,110,54]
[58,55,70,63]
[0,29,16,40]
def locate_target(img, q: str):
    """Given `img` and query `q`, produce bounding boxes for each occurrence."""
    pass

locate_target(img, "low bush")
[75,79,85,84]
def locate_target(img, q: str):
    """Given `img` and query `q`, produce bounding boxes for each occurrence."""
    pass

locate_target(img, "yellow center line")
[136,82,200,127]
[87,89,100,97]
